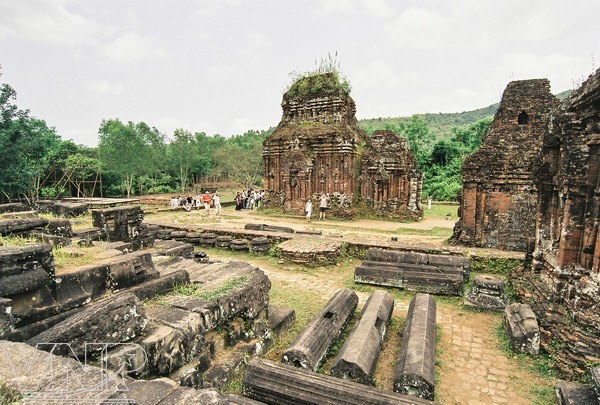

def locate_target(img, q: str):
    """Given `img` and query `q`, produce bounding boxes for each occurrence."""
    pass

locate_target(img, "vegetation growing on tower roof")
[284,53,352,99]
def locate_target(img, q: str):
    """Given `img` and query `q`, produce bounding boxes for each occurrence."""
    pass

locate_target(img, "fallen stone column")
[393,293,437,401]
[354,261,464,295]
[330,290,394,385]
[0,218,49,236]
[503,303,540,355]
[243,358,440,405]
[282,288,358,371]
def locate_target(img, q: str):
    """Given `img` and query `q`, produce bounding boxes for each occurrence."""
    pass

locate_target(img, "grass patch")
[171,275,251,301]
[0,382,21,405]
[494,320,558,404]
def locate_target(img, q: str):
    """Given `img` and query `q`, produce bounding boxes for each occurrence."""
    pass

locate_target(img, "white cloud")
[0,0,100,45]
[103,32,166,64]
[84,80,125,96]
[315,0,357,15]
[360,0,395,19]
[244,32,272,51]
[352,59,407,88]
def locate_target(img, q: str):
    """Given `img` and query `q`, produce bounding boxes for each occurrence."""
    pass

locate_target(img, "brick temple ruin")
[262,72,422,217]
[453,79,559,251]
[454,69,600,379]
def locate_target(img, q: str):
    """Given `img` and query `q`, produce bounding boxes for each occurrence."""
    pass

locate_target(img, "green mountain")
[358,89,571,139]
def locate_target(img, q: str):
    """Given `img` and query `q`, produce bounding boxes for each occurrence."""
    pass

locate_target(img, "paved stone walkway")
[221,254,548,405]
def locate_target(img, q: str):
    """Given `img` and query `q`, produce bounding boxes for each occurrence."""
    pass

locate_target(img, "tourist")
[305,198,312,222]
[319,192,329,220]
[235,192,242,210]
[201,191,212,216]
[213,192,222,215]
[169,196,178,207]
[195,194,201,210]
[427,195,432,210]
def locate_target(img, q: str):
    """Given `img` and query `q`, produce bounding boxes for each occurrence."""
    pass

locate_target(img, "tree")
[211,142,263,190]
[0,75,62,201]
[168,129,199,193]
[97,119,159,198]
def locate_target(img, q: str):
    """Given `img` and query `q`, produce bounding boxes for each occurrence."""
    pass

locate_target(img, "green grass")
[494,321,559,404]
[0,383,21,405]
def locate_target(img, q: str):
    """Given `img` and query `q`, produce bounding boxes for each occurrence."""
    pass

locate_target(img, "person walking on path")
[305,198,313,222]
[213,192,222,215]
[319,192,329,221]
[427,195,433,210]
[201,191,212,216]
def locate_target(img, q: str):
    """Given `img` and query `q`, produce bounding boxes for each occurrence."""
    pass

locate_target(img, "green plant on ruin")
[167,276,250,301]
[284,52,351,99]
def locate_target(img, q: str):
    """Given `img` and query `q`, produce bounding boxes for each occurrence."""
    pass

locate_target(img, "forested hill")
[358,89,571,139]
[359,103,498,139]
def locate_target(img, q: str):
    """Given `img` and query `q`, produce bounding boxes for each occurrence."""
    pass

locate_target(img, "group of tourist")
[234,189,264,211]
[304,192,330,222]
[169,191,222,215]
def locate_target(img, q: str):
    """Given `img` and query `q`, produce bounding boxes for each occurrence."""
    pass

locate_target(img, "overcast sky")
[1,0,599,147]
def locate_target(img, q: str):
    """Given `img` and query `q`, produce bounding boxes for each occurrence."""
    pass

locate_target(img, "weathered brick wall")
[513,68,600,378]
[360,130,423,214]
[454,79,558,251]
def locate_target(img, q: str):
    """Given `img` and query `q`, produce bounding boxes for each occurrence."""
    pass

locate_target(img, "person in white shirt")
[305,198,312,222]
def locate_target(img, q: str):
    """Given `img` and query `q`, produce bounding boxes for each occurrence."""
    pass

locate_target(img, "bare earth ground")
[140,200,556,405]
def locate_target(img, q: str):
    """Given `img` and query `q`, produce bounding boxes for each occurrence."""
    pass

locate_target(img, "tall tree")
[0,75,61,201]
[98,119,157,198]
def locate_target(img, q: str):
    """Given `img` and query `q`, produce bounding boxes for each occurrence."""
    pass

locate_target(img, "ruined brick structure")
[513,68,600,377]
[263,73,366,211]
[263,73,422,216]
[453,79,559,251]
[360,130,422,213]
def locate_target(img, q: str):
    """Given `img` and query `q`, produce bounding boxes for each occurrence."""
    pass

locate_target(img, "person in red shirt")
[201,191,212,216]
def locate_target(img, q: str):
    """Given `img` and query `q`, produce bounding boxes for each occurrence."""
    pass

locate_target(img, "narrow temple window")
[518,111,529,125]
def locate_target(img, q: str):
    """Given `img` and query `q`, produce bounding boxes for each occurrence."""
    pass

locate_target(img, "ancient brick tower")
[453,79,558,251]
[360,130,422,212]
[512,68,600,377]
[262,72,367,209]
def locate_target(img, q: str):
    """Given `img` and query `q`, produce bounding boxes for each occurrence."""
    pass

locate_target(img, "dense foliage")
[360,114,492,201]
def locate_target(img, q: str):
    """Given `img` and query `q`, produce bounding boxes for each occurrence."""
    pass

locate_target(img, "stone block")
[268,305,295,337]
[331,290,394,385]
[503,303,540,355]
[27,292,148,358]
[393,293,437,401]
[107,377,180,405]
[92,206,144,242]
[161,387,232,405]
[73,227,106,241]
[282,288,358,371]
[104,251,160,291]
[3,306,84,342]
[45,218,73,237]
[126,269,190,301]
[0,202,26,214]
[29,231,71,247]
[243,358,440,405]
[153,239,195,258]
[0,217,49,236]
[0,298,16,338]
[556,380,599,405]
[465,274,508,311]
[51,201,88,217]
